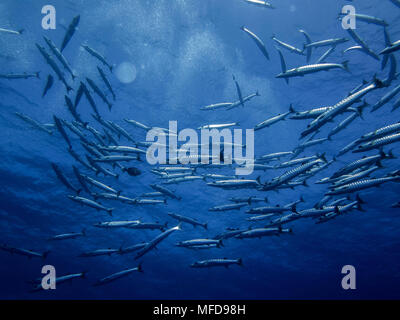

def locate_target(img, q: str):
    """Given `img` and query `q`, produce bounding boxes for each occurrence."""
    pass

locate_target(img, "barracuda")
[51,163,81,194]
[93,265,142,286]
[97,66,115,100]
[135,224,181,260]
[119,243,148,255]
[359,122,400,142]
[229,196,269,204]
[168,213,207,229]
[0,245,49,259]
[209,202,248,212]
[15,112,53,135]
[276,61,349,79]
[124,119,151,131]
[60,15,80,52]
[246,203,297,214]
[86,155,119,179]
[86,77,113,111]
[200,102,233,111]
[275,155,321,168]
[290,105,361,120]
[150,184,181,200]
[347,28,380,61]
[44,36,76,80]
[330,151,393,179]
[48,229,85,240]
[327,106,364,139]
[36,43,72,92]
[257,151,293,162]
[236,227,292,239]
[339,13,388,26]
[241,26,270,60]
[125,222,168,231]
[207,177,261,189]
[0,27,24,35]
[263,158,325,188]
[316,47,336,64]
[68,195,113,215]
[301,78,384,138]
[380,39,400,55]
[94,221,141,228]
[91,193,135,203]
[371,84,400,112]
[271,35,304,55]
[81,174,120,194]
[304,38,349,49]
[254,105,295,131]
[190,258,242,268]
[331,166,379,188]
[354,133,400,152]
[198,122,239,130]
[246,214,275,221]
[268,213,302,227]
[82,45,113,72]
[176,239,223,248]
[326,175,400,195]
[227,92,260,110]
[93,155,139,163]
[0,72,40,79]
[243,0,275,9]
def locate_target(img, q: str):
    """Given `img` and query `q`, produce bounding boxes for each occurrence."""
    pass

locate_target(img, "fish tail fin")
[256,90,260,96]
[291,205,297,213]
[109,65,114,73]
[303,180,309,187]
[300,195,305,203]
[256,176,261,185]
[264,197,269,203]
[107,208,113,216]
[137,263,143,273]
[203,223,208,230]
[218,240,224,248]
[81,271,88,278]
[356,194,365,204]
[289,104,295,113]
[42,251,50,259]
[342,60,350,72]
[35,71,41,79]
[357,203,365,212]
[373,76,386,88]
[18,29,25,34]
[76,189,82,195]
[319,152,327,163]
[237,258,243,266]
[67,85,73,93]
[82,228,86,236]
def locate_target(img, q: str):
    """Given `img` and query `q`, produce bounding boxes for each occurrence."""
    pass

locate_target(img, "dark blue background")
[0,0,399,299]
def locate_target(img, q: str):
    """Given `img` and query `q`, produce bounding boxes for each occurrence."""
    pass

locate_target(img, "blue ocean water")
[1,0,400,299]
